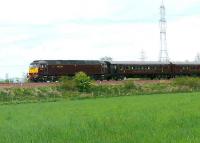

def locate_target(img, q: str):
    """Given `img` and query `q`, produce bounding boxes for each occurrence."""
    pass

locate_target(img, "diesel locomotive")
[28,60,110,82]
[28,60,200,82]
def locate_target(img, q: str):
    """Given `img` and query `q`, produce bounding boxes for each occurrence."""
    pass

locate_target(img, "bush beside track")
[1,75,200,104]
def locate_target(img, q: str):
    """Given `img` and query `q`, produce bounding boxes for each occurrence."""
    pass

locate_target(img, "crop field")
[0,92,200,143]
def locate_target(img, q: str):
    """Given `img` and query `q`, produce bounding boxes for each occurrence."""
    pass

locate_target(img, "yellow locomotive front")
[28,60,49,82]
[28,63,39,81]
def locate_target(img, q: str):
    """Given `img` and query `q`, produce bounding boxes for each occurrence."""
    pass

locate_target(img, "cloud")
[0,34,30,45]
[0,0,111,24]
[0,46,31,79]
[0,0,198,25]
[166,0,199,12]
[32,23,160,61]
[167,15,200,61]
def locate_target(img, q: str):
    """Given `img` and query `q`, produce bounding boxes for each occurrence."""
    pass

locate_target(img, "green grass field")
[1,92,200,143]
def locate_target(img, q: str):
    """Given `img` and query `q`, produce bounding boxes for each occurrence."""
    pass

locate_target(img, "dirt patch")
[95,79,172,85]
[0,83,59,88]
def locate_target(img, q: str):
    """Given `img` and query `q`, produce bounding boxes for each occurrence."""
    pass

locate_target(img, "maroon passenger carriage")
[109,61,173,79]
[172,62,200,77]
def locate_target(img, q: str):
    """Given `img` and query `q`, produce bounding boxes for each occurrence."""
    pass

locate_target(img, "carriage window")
[126,66,131,70]
[134,66,137,70]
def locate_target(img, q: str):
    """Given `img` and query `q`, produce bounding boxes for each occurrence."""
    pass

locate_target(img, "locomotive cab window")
[30,64,38,68]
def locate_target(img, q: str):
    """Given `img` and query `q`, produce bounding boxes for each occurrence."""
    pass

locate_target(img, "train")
[28,60,200,82]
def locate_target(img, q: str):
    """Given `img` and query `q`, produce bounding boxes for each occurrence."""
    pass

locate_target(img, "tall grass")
[0,87,64,104]
[173,77,200,90]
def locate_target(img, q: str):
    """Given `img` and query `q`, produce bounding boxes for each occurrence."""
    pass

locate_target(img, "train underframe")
[28,74,111,82]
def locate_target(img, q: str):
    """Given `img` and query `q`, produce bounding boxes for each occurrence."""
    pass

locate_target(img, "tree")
[100,56,112,61]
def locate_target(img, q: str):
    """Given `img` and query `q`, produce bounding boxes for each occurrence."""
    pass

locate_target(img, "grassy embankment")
[1,77,200,104]
[0,92,200,143]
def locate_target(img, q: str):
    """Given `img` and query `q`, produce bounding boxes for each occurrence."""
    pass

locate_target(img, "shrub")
[59,76,76,91]
[173,77,200,90]
[74,72,92,92]
[13,88,24,96]
[123,80,137,90]
[0,89,15,102]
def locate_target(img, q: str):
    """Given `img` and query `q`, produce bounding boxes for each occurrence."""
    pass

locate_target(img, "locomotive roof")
[31,60,200,66]
[110,61,171,65]
[32,60,105,65]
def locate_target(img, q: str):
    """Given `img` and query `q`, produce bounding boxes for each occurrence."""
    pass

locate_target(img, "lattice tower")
[159,0,169,62]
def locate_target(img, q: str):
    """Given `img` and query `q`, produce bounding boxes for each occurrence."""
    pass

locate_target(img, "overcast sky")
[0,0,200,79]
